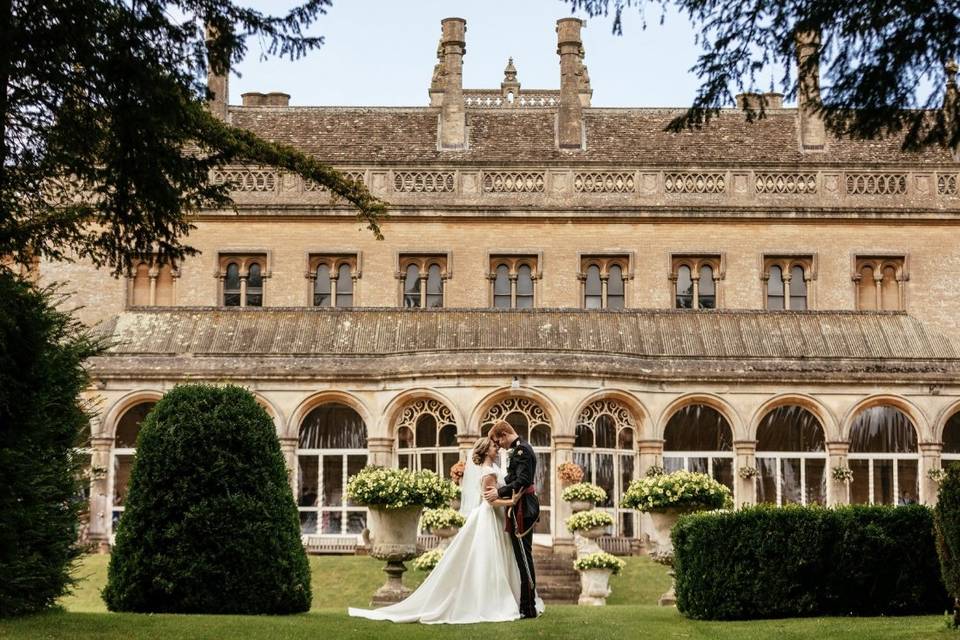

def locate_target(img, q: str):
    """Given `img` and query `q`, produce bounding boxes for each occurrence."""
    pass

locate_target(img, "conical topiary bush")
[102,384,311,613]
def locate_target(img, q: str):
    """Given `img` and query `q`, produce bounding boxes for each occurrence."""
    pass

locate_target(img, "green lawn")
[0,554,951,639]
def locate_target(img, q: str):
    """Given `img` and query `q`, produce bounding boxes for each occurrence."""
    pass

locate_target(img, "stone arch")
[467,386,563,439]
[380,388,465,440]
[840,394,928,443]
[934,398,960,443]
[572,389,648,450]
[656,393,743,442]
[748,394,838,442]
[100,389,165,439]
[250,392,283,434]
[287,390,373,440]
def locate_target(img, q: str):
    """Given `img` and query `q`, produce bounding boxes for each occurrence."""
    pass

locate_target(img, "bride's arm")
[483,474,519,507]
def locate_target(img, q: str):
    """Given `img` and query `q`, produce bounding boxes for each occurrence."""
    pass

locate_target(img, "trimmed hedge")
[0,273,99,617]
[102,384,311,614]
[934,464,960,626]
[673,504,949,620]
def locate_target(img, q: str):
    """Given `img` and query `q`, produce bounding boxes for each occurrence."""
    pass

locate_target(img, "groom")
[485,420,540,619]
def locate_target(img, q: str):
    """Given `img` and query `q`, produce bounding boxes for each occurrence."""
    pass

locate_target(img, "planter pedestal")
[573,525,605,558]
[362,506,423,607]
[577,568,613,606]
[647,509,689,607]
[569,500,594,513]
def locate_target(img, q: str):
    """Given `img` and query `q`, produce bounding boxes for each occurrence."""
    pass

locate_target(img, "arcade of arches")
[88,390,960,549]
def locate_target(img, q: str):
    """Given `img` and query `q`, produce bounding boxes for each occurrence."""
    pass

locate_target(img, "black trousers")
[509,531,537,618]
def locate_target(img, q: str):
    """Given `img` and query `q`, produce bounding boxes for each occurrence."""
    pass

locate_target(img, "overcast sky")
[230,1,740,108]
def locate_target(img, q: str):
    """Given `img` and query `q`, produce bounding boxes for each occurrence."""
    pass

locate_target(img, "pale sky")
[229,1,937,109]
[230,1,734,108]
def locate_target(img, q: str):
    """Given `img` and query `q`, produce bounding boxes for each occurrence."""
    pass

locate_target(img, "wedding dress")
[348,461,543,624]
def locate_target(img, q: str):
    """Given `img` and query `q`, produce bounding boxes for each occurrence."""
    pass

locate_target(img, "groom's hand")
[483,487,498,503]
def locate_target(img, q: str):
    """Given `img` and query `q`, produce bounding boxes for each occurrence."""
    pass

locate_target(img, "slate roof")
[95,307,957,361]
[227,106,956,166]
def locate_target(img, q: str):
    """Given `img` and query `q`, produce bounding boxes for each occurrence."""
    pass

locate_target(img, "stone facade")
[42,17,960,552]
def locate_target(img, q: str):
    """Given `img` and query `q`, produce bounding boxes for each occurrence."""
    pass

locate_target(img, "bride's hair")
[471,437,493,466]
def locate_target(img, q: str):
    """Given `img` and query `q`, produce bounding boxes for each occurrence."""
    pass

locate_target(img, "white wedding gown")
[348,463,544,624]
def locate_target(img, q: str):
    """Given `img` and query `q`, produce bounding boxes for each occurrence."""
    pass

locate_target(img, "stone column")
[636,439,664,552]
[88,435,113,552]
[279,436,298,494]
[553,434,576,554]
[733,440,757,507]
[367,436,394,468]
[456,433,476,461]
[826,441,850,506]
[638,438,664,477]
[920,442,942,505]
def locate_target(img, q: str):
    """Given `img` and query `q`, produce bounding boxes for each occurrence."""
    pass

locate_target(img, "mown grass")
[0,554,950,639]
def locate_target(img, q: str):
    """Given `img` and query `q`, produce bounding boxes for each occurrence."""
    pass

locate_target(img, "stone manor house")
[48,17,960,552]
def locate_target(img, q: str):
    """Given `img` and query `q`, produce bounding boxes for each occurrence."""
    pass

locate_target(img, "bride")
[348,437,544,624]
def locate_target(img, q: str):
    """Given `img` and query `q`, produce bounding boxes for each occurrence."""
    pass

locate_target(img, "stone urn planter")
[432,525,460,550]
[361,506,423,606]
[578,569,613,606]
[573,525,605,557]
[569,500,594,513]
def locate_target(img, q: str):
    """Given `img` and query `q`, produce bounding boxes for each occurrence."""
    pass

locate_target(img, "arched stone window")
[943,411,960,466]
[854,256,906,311]
[675,265,693,309]
[308,254,359,307]
[698,265,716,309]
[224,262,241,306]
[766,265,784,310]
[398,254,448,308]
[756,406,826,505]
[493,264,511,308]
[489,255,539,309]
[580,255,630,310]
[314,264,331,306]
[403,264,420,308]
[481,397,552,534]
[111,402,156,531]
[663,404,734,491]
[516,265,534,309]
[129,257,177,307]
[584,264,602,309]
[219,253,268,307]
[764,255,814,310]
[671,255,722,309]
[396,399,459,479]
[848,405,919,505]
[297,403,368,536]
[246,263,263,307]
[574,400,638,536]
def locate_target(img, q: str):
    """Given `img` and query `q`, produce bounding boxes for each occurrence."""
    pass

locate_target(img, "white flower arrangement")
[831,466,854,483]
[573,551,626,575]
[738,465,760,480]
[412,548,444,572]
[420,507,466,531]
[565,509,614,533]
[345,466,457,509]
[561,482,607,504]
[620,470,732,513]
[928,468,948,484]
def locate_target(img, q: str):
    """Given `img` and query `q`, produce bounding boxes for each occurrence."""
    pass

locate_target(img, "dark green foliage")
[934,463,960,626]
[563,0,960,151]
[0,270,99,617]
[673,504,949,620]
[102,384,311,614]
[2,1,385,277]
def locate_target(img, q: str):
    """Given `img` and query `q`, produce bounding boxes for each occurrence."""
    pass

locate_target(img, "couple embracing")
[349,420,544,624]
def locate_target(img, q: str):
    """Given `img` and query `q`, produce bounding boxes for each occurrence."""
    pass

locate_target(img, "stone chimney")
[794,29,826,150]
[557,18,585,149]
[241,92,290,107]
[438,18,467,150]
[735,92,784,110]
[205,26,229,120]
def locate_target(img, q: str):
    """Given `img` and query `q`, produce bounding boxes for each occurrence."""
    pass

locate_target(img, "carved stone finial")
[504,57,517,83]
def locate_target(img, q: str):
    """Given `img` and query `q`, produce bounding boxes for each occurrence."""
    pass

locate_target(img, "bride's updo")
[471,437,493,466]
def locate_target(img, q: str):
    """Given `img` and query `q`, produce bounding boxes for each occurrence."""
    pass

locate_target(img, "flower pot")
[432,525,460,550]
[646,508,694,607]
[573,527,604,557]
[361,506,422,606]
[568,500,594,513]
[579,525,606,539]
[577,568,613,606]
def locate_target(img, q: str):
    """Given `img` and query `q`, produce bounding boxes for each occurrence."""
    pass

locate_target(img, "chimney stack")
[439,18,467,150]
[241,92,290,107]
[205,26,229,120]
[794,29,825,150]
[557,18,585,149]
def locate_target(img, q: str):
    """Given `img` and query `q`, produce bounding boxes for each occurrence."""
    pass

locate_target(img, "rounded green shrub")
[0,273,98,617]
[935,463,960,626]
[102,384,311,614]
